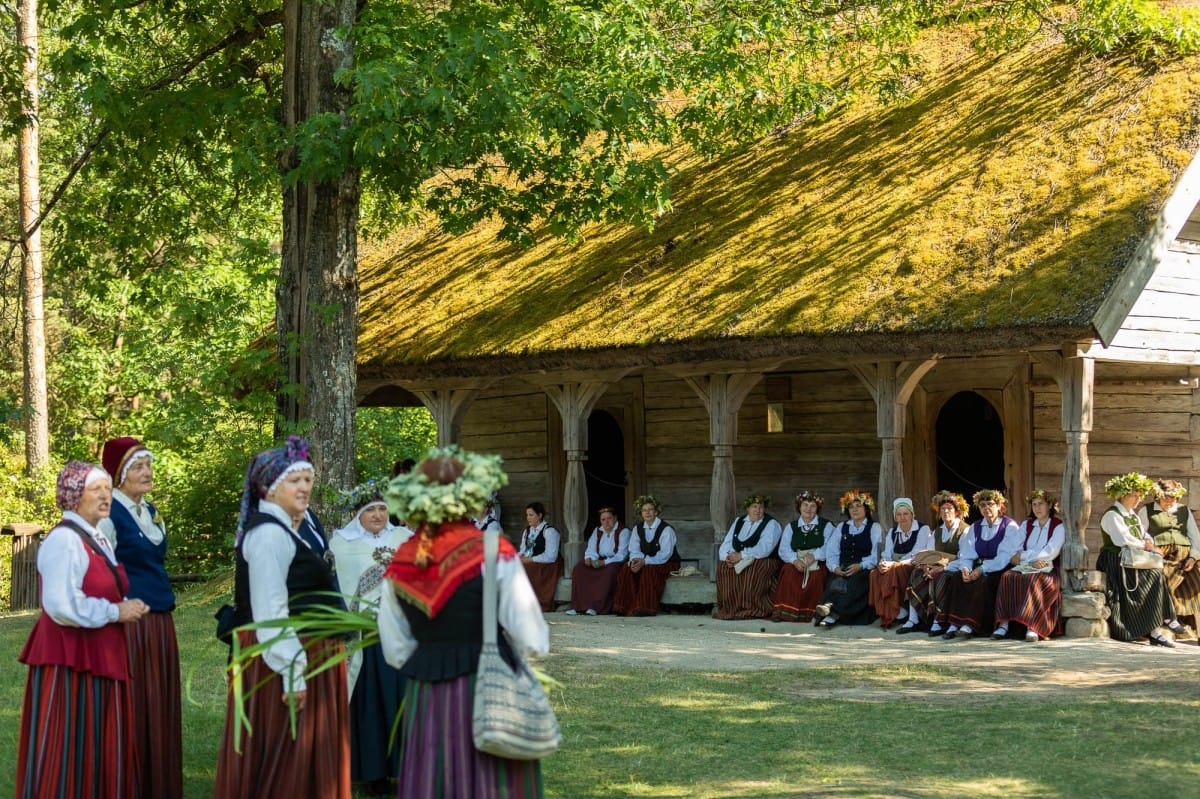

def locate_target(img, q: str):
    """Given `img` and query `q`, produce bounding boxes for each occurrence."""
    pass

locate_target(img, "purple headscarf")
[235,436,314,543]
[56,460,110,512]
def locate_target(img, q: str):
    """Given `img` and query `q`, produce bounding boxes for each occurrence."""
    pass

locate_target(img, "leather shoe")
[895,624,922,634]
[943,630,958,640]
[1150,634,1177,648]
[1166,620,1187,635]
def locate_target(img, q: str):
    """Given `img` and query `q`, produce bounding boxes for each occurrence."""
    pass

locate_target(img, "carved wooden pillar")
[850,359,939,530]
[411,387,480,447]
[684,373,762,575]
[544,382,610,572]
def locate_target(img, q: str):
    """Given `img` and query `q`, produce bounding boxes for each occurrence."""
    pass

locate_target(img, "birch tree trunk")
[277,0,360,492]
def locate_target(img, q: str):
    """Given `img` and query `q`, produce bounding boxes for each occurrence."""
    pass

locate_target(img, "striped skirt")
[906,566,953,625]
[568,561,623,614]
[349,641,405,783]
[713,558,780,620]
[128,610,183,799]
[1098,549,1176,641]
[16,664,136,799]
[523,559,564,612]
[868,563,916,627]
[212,632,351,799]
[398,673,543,799]
[938,570,1004,634]
[993,570,1062,640]
[771,563,827,622]
[1161,543,1200,620]
[613,562,675,616]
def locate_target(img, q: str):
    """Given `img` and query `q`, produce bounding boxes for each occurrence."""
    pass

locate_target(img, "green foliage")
[354,406,437,483]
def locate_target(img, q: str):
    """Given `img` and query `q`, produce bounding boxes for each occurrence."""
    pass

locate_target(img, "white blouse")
[948,517,1022,574]
[1101,505,1153,548]
[881,523,934,563]
[37,511,123,628]
[777,518,835,564]
[98,488,165,546]
[1015,518,1065,563]
[628,519,677,566]
[718,516,783,560]
[584,526,631,563]
[519,523,561,564]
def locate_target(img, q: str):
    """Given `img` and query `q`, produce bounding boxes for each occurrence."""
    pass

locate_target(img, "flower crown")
[930,490,968,517]
[1105,472,1155,500]
[1155,480,1188,501]
[795,490,824,511]
[634,494,662,512]
[972,489,1007,507]
[742,493,771,509]
[1025,488,1059,508]
[336,478,388,517]
[385,445,508,526]
[839,490,875,513]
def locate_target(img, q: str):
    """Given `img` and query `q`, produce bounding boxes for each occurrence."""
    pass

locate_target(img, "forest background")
[1,1,1199,604]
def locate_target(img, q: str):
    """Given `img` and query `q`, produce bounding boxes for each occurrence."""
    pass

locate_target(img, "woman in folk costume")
[1098,472,1178,647]
[95,436,183,799]
[213,436,351,799]
[473,493,504,534]
[329,479,414,797]
[518,502,564,612]
[898,490,970,634]
[992,489,1066,642]
[932,489,1021,639]
[1138,479,1200,634]
[377,447,549,798]
[16,461,150,799]
[868,497,933,629]
[613,495,681,616]
[771,491,835,622]
[813,490,881,628]
[566,506,630,616]
[713,494,783,620]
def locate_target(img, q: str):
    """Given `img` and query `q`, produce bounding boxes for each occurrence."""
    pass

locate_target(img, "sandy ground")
[545,612,1200,700]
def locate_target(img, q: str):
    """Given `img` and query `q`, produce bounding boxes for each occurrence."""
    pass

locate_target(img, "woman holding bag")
[1098,472,1178,646]
[377,447,550,797]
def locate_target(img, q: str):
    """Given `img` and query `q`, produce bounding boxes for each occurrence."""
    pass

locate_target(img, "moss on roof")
[358,29,1200,369]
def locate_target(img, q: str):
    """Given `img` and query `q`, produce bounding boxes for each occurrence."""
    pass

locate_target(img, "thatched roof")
[358,28,1200,380]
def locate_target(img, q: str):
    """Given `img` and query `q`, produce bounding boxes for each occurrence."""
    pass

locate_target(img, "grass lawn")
[1,591,1197,798]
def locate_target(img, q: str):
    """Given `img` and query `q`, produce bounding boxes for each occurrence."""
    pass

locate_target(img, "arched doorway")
[935,391,1005,521]
[586,410,627,529]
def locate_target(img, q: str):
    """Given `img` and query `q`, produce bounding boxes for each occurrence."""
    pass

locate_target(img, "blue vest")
[109,499,175,612]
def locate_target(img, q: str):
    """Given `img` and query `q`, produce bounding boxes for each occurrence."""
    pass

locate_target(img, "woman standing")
[518,502,563,612]
[1099,472,1178,646]
[16,461,150,799]
[329,479,413,797]
[713,494,783,620]
[992,489,1065,642]
[566,507,630,616]
[613,495,680,617]
[934,489,1020,639]
[868,498,932,629]
[898,491,970,634]
[96,436,182,799]
[1138,479,1200,634]
[814,490,881,628]
[377,447,549,797]
[771,491,835,622]
[213,436,351,798]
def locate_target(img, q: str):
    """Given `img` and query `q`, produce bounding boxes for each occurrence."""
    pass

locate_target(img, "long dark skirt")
[213,632,350,799]
[713,558,780,620]
[994,570,1062,640]
[16,664,136,799]
[938,570,1005,634]
[523,560,564,612]
[868,563,916,627]
[398,673,543,799]
[568,561,623,614]
[127,610,183,799]
[1098,549,1176,641]
[350,642,405,783]
[907,565,953,625]
[820,570,874,625]
[613,562,675,616]
[772,564,827,622]
[1161,543,1200,620]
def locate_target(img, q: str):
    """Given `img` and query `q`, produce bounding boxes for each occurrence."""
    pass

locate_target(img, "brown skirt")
[994,570,1062,639]
[713,558,780,620]
[523,558,565,612]
[569,560,623,614]
[213,632,350,799]
[127,611,183,799]
[1161,543,1200,620]
[613,561,675,616]
[906,565,953,625]
[772,563,828,622]
[868,563,916,627]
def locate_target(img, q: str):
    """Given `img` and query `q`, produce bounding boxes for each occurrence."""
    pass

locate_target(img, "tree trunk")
[278,0,360,493]
[17,0,49,477]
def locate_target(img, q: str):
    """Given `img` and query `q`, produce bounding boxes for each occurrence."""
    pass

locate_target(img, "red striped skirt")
[713,558,780,619]
[906,565,952,624]
[994,570,1062,639]
[612,562,674,616]
[772,563,828,622]
[868,563,916,626]
[568,560,623,613]
[523,559,564,612]
[127,611,183,799]
[16,664,136,799]
[212,631,351,799]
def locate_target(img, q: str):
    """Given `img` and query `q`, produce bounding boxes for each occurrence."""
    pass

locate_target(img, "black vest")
[888,523,922,557]
[730,514,774,552]
[398,575,517,681]
[233,511,342,627]
[636,520,677,560]
[838,520,874,565]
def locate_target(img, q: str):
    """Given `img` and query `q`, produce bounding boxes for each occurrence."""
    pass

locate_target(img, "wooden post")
[3,523,42,611]
[412,388,481,447]
[543,382,611,573]
[683,373,762,577]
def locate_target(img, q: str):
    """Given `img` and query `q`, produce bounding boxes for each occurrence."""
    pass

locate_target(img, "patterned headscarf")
[56,461,110,512]
[236,436,314,543]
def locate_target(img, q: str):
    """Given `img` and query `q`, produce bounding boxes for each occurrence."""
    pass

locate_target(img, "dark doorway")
[585,410,627,529]
[936,392,1005,522]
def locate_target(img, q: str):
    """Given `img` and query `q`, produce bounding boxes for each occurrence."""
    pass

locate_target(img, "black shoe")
[1166,620,1187,635]
[1150,634,1177,648]
[927,627,944,637]
[943,629,958,640]
[895,624,922,634]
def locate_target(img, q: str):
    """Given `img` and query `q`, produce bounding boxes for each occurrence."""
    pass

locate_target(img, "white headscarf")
[334,500,393,542]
